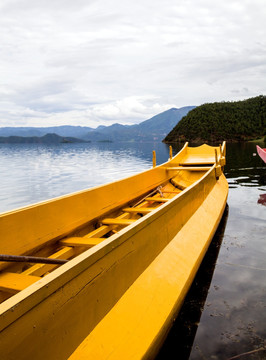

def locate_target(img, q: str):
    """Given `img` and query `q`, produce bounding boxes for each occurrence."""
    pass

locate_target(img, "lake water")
[0,142,171,213]
[0,141,265,359]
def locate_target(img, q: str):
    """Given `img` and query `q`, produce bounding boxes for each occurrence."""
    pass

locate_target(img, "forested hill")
[163,96,266,143]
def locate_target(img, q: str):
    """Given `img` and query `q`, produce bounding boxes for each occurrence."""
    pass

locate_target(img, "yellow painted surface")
[166,166,212,171]
[102,218,136,226]
[0,142,228,359]
[0,273,41,293]
[60,237,104,248]
[179,143,223,165]
[69,175,228,360]
[122,207,154,214]
[145,197,169,202]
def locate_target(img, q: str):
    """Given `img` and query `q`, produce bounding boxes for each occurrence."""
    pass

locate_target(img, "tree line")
[164,96,266,143]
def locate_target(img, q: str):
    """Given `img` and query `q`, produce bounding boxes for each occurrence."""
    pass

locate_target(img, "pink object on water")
[256,145,266,163]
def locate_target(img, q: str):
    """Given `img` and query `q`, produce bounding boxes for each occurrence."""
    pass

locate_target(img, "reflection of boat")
[0,142,228,359]
[256,145,266,163]
[258,193,266,206]
[157,205,229,359]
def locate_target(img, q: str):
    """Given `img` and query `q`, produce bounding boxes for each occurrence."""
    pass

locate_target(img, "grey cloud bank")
[0,0,265,127]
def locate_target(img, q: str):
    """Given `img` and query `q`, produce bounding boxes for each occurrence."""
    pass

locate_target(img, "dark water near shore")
[158,142,266,360]
[0,141,265,359]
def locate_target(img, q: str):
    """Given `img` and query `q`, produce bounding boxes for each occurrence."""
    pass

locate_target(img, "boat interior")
[0,142,226,305]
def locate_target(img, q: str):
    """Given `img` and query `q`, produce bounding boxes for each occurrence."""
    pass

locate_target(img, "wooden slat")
[101,218,136,226]
[170,179,187,190]
[83,226,111,239]
[122,207,154,214]
[161,190,181,194]
[145,197,169,203]
[166,166,211,171]
[22,247,75,277]
[82,213,132,238]
[0,272,41,294]
[60,237,104,248]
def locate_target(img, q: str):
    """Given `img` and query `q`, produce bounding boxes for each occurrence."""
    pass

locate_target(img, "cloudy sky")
[0,0,265,128]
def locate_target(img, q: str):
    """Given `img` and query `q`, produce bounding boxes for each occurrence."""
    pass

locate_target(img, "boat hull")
[69,174,228,360]
[0,143,228,359]
[256,145,266,163]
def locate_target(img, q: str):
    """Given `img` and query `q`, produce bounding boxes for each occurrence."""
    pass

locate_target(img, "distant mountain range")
[0,106,195,143]
[0,133,89,144]
[0,125,94,139]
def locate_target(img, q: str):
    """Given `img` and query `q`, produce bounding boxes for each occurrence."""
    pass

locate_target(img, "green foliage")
[164,96,266,143]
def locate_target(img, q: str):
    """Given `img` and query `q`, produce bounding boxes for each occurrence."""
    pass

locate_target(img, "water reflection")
[156,142,266,359]
[157,206,229,360]
[258,194,266,206]
[187,142,266,359]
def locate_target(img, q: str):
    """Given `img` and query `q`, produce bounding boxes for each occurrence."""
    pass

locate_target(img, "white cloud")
[0,0,265,126]
[0,96,175,128]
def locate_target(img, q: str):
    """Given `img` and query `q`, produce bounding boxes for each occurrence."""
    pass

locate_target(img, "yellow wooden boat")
[0,142,228,359]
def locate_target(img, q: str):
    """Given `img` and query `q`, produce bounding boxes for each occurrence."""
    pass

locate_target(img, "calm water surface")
[0,141,265,359]
[0,142,170,212]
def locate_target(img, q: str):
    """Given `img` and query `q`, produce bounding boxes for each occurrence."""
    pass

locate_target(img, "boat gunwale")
[0,158,218,332]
